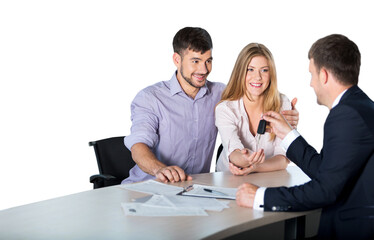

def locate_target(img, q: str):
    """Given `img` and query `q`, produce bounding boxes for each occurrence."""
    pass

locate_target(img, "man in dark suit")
[236,34,374,239]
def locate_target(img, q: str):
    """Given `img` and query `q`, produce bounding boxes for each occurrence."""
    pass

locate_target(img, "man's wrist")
[281,129,300,152]
[152,162,168,176]
[253,187,266,210]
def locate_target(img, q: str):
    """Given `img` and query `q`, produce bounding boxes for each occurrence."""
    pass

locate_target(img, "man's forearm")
[131,143,166,176]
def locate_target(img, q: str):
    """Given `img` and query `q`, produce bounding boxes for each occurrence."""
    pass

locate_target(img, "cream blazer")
[215,94,291,171]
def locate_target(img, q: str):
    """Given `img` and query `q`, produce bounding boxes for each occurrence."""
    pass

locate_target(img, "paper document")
[180,184,237,200]
[121,202,208,216]
[121,182,234,216]
[122,194,231,216]
[144,195,230,211]
[120,180,184,195]
[120,180,237,199]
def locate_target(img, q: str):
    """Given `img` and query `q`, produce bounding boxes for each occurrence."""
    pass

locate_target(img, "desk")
[0,166,319,240]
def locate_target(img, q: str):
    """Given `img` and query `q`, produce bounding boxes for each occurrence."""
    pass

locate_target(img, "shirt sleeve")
[215,102,245,160]
[272,137,286,156]
[281,129,301,152]
[253,187,266,211]
[124,89,160,150]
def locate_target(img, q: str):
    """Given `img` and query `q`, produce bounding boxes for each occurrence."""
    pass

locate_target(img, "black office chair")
[216,144,223,163]
[89,136,136,189]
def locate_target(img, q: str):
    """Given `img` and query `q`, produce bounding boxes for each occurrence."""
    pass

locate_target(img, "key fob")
[257,119,267,134]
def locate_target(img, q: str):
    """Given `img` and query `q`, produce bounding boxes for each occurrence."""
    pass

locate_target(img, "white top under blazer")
[215,94,292,171]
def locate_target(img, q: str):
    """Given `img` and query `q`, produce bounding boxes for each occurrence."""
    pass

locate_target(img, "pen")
[203,188,228,196]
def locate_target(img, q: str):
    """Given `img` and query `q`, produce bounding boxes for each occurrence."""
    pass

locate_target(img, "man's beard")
[180,67,206,89]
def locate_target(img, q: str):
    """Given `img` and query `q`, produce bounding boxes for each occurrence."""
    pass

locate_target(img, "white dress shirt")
[215,94,292,171]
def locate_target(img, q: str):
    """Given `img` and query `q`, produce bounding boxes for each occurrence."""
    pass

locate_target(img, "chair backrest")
[89,136,135,186]
[216,144,223,163]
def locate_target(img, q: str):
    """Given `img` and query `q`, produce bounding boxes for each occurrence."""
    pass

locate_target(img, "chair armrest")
[90,174,117,189]
[90,174,116,182]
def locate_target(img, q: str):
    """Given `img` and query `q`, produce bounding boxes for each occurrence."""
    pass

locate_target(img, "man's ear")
[319,67,329,85]
[173,52,181,67]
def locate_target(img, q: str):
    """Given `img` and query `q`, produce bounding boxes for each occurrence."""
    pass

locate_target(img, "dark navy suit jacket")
[265,85,374,239]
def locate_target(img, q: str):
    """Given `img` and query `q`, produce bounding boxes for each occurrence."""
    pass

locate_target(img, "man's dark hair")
[308,34,361,86]
[173,27,212,56]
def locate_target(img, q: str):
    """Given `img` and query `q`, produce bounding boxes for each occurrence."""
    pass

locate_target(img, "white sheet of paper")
[163,195,229,211]
[143,194,175,207]
[144,195,229,212]
[121,202,208,216]
[120,180,184,195]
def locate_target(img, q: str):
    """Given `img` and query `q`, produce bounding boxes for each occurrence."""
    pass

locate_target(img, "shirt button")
[272,206,277,211]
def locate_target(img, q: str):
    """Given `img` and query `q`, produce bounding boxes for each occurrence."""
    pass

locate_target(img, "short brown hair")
[308,34,361,86]
[172,27,212,56]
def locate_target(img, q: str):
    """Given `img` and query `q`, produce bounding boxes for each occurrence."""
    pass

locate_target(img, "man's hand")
[131,143,192,183]
[236,183,259,208]
[263,111,293,140]
[281,97,299,129]
[155,166,192,183]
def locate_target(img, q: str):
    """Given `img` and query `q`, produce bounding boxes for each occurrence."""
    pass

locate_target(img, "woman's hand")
[229,162,258,175]
[229,148,265,168]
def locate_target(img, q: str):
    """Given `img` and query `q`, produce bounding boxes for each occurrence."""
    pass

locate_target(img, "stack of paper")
[120,180,234,217]
[122,195,229,216]
[120,180,184,195]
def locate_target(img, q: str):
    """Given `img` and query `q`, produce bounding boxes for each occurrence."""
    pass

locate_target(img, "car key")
[255,119,267,151]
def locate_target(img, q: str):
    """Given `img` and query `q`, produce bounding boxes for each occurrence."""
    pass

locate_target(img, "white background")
[1,0,373,210]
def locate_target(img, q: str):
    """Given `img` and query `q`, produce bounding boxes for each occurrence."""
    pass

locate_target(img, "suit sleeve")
[286,136,322,179]
[264,105,374,211]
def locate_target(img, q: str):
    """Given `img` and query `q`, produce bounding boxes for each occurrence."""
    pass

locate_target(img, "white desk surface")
[0,166,318,240]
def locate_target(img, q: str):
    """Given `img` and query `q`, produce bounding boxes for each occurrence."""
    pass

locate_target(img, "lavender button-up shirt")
[122,72,225,183]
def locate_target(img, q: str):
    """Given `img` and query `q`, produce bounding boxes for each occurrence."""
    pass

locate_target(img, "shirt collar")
[195,83,209,99]
[331,89,348,109]
[169,71,209,98]
[170,72,183,96]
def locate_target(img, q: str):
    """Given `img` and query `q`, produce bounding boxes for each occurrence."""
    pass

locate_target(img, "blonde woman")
[215,43,298,175]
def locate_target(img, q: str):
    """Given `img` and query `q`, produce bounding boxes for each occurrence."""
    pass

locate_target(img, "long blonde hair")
[220,43,281,140]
